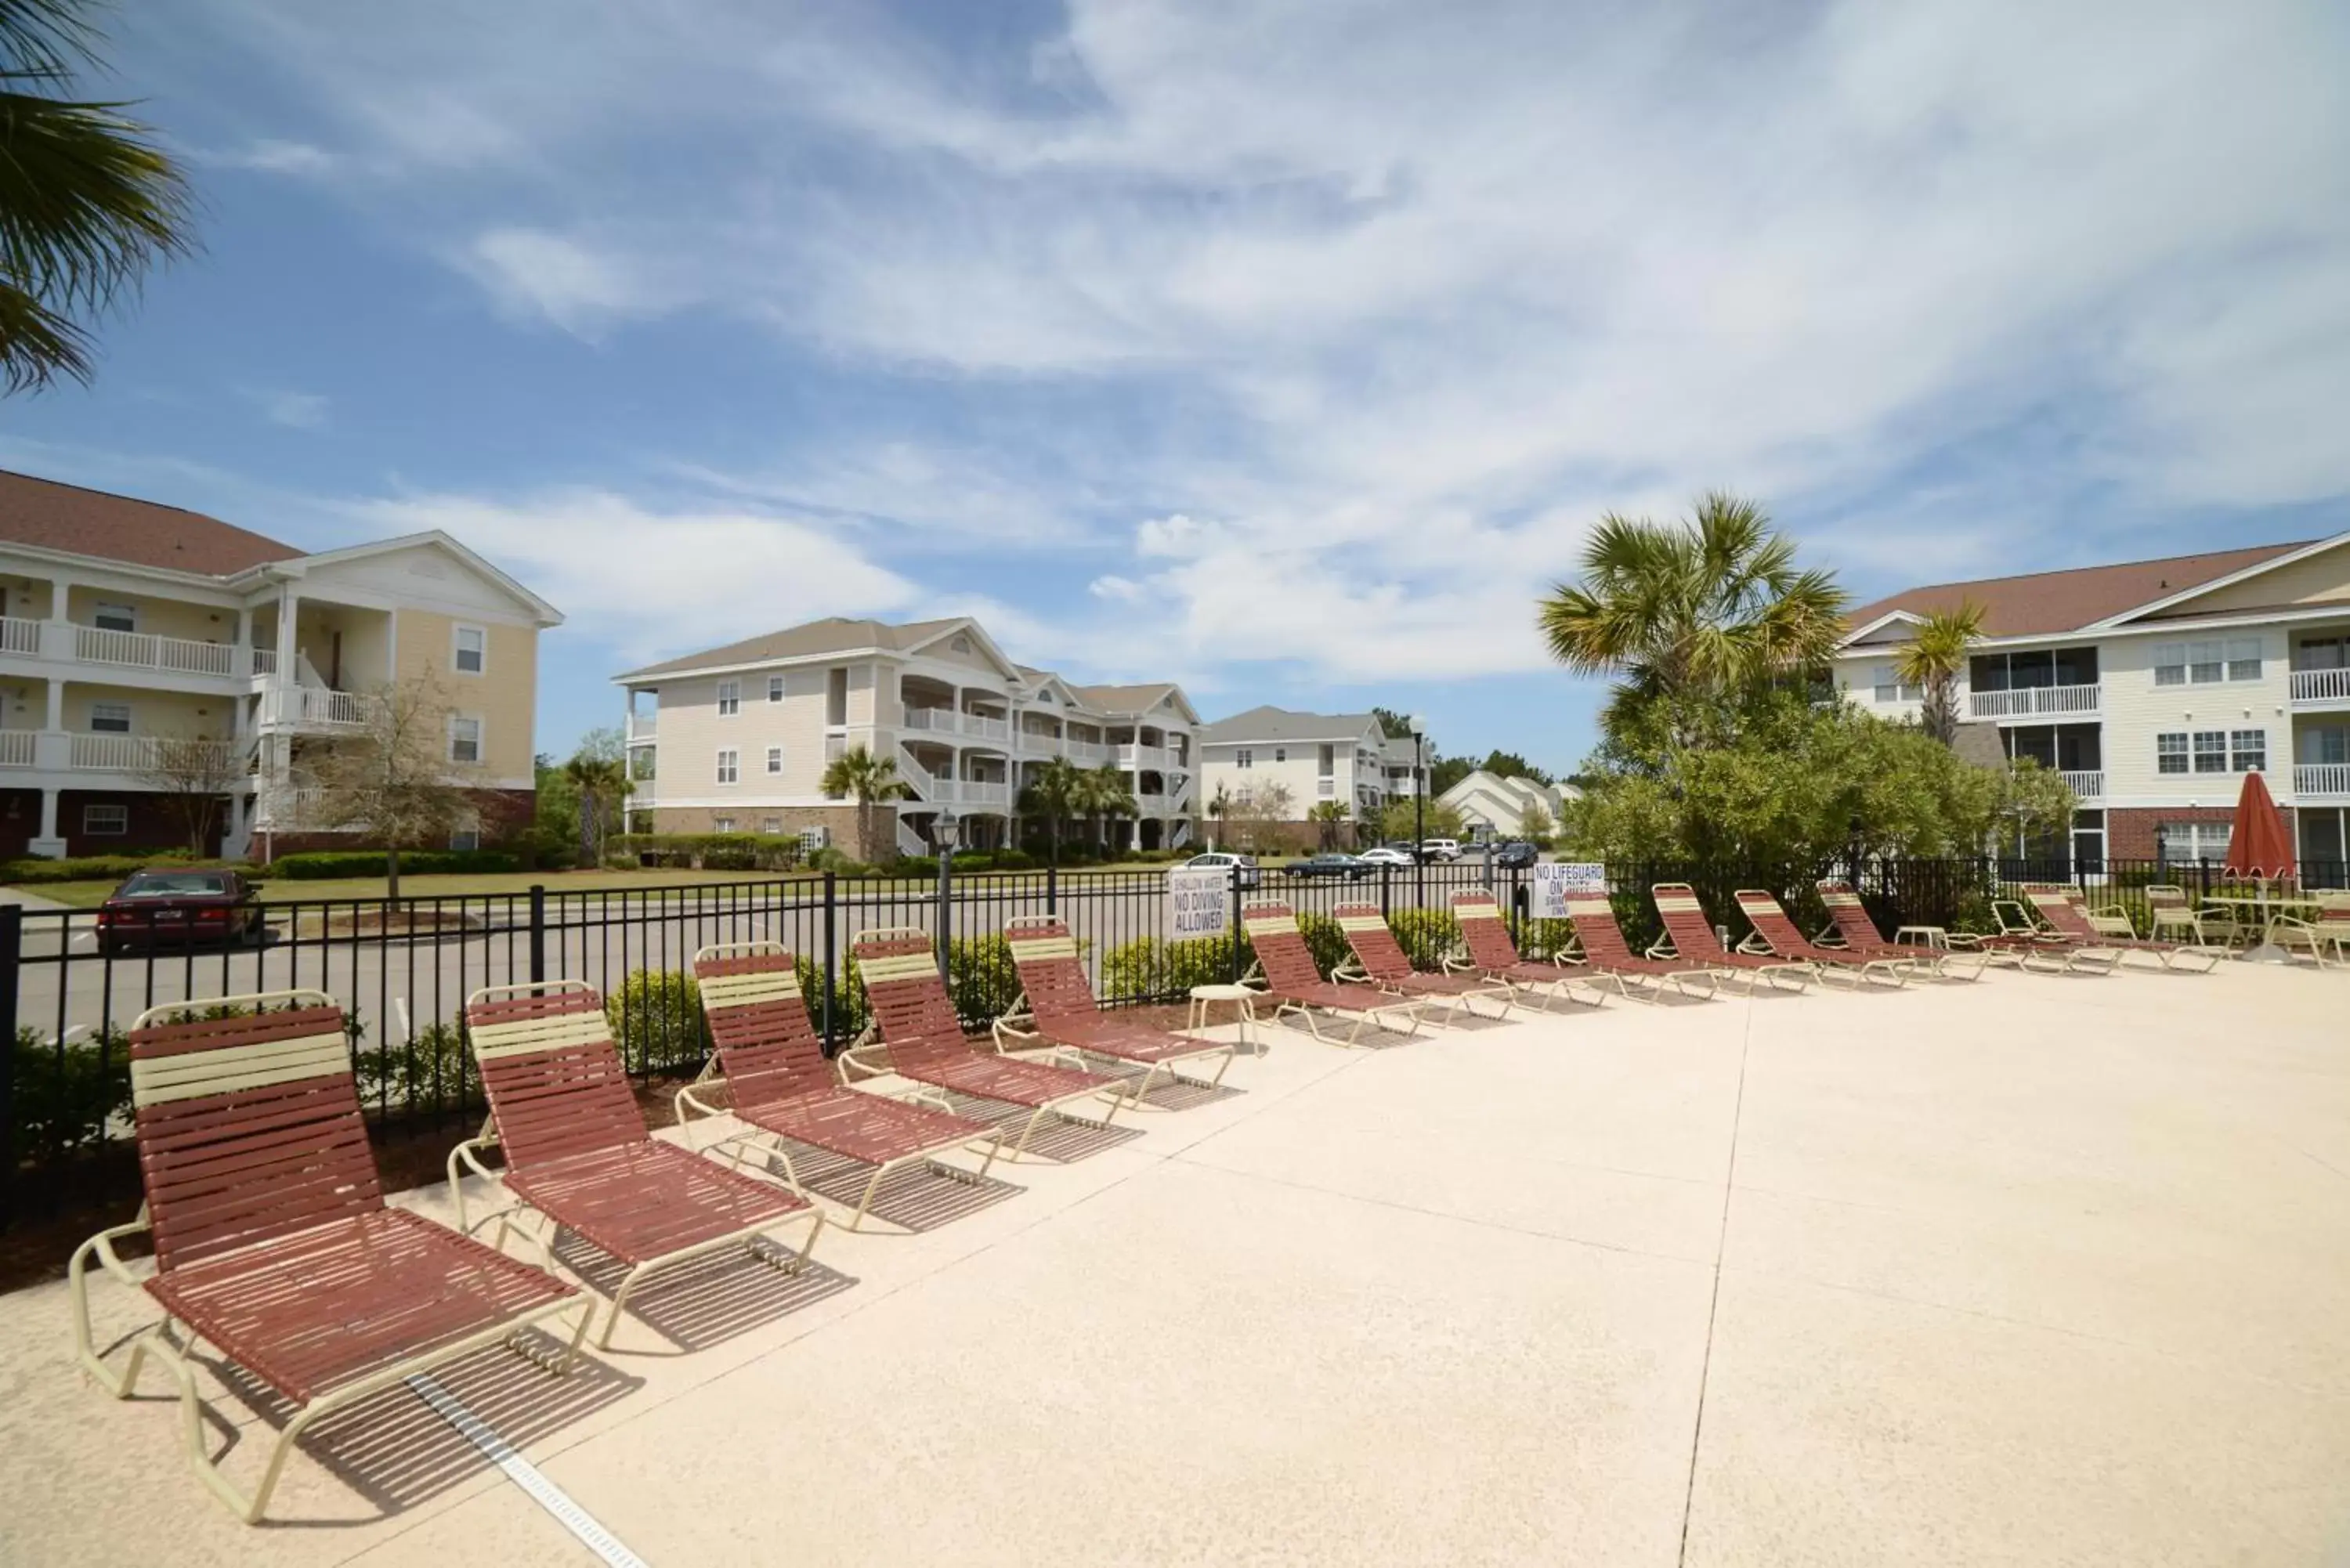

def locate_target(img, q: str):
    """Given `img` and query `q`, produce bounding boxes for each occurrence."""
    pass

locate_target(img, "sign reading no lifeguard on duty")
[1531,862,1607,919]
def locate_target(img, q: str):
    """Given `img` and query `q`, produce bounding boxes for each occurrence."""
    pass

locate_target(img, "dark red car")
[96,869,268,955]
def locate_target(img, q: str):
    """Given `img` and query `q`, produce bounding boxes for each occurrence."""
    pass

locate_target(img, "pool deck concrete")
[3,961,2347,1566]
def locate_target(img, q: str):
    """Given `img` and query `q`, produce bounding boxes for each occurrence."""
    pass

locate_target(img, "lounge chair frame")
[1237,900,1426,1045]
[1979,897,2122,975]
[1328,904,1517,1026]
[2025,887,2222,974]
[451,980,825,1349]
[993,916,1238,1098]
[1444,891,1610,1011]
[1647,885,1810,993]
[71,990,590,1523]
[1554,894,1719,1002]
[679,941,1004,1230]
[841,927,1127,1158]
[1812,880,1991,981]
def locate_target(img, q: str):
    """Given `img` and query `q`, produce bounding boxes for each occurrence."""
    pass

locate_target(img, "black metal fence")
[4,853,2337,1225]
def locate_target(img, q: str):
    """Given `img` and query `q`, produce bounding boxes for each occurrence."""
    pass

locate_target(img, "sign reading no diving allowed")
[1530,862,1607,919]
[1166,867,1231,939]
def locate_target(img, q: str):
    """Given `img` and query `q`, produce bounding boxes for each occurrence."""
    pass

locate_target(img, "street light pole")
[933,806,960,982]
[1409,713,1427,906]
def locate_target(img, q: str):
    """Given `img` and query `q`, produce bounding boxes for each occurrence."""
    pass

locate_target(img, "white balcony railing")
[896,743,942,800]
[964,714,1010,742]
[0,617,38,656]
[1116,744,1170,770]
[262,685,366,728]
[68,734,242,772]
[2059,770,2105,799]
[255,785,326,829]
[1969,684,2101,719]
[0,730,33,767]
[960,781,1010,807]
[902,706,952,733]
[1066,739,1109,764]
[626,713,657,742]
[251,647,278,676]
[74,623,237,677]
[2297,764,2350,798]
[2290,667,2350,705]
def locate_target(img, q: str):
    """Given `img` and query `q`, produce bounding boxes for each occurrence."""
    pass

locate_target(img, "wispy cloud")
[244,387,329,428]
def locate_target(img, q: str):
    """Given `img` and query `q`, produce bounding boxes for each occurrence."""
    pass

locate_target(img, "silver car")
[1179,851,1261,890]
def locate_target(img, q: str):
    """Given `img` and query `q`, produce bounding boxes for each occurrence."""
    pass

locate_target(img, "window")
[761,817,781,833]
[1235,749,1253,769]
[2158,822,2232,862]
[2192,731,2228,773]
[2229,728,2266,772]
[2156,732,2189,775]
[2227,638,2261,681]
[92,602,137,634]
[2297,636,2346,671]
[2301,726,2350,765]
[2188,640,2224,684]
[2153,643,2186,686]
[89,703,132,734]
[1871,663,1922,702]
[83,803,129,835]
[767,675,784,703]
[448,716,482,764]
[713,816,736,833]
[715,748,739,785]
[1274,747,1287,763]
[449,826,480,851]
[716,681,740,717]
[453,625,486,674]
[1318,743,1335,777]
[765,746,783,775]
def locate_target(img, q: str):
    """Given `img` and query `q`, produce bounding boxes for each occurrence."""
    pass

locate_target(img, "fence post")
[1379,864,1392,920]
[935,844,953,983]
[1228,863,1244,985]
[527,883,546,985]
[0,903,17,1230]
[821,871,838,1051]
[1047,865,1058,917]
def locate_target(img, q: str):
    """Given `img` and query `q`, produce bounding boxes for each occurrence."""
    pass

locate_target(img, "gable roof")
[0,468,303,577]
[1068,682,1198,722]
[1202,706,1382,746]
[282,531,565,624]
[1838,540,2315,642]
[616,616,968,681]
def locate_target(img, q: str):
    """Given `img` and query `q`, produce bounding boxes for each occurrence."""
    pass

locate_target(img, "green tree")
[562,751,630,869]
[1893,602,1986,747]
[1307,798,1350,850]
[1372,706,1416,739]
[1076,764,1138,851]
[1538,493,1849,750]
[1517,799,1556,848]
[301,671,479,901]
[1428,754,1474,796]
[1477,750,1554,786]
[819,744,909,862]
[1376,798,1466,845]
[1017,757,1086,866]
[1,0,196,393]
[1205,782,1232,851]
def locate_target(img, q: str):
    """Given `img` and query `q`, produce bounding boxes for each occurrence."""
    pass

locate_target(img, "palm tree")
[819,744,909,862]
[1893,602,1985,747]
[1538,493,1849,747]
[1307,798,1349,851]
[2,0,196,393]
[1206,783,1232,851]
[1078,764,1137,853]
[1016,757,1086,866]
[561,753,629,868]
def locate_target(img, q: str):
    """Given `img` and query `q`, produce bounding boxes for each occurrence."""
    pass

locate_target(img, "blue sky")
[5,0,2348,775]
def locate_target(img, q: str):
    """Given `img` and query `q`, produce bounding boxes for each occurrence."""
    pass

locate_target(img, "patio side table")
[1188,984,1260,1053]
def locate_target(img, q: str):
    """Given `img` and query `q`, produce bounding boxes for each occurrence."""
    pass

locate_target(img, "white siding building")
[1196,707,1427,835]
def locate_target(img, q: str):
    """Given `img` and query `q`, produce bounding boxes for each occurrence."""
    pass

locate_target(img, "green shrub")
[1101,933,1251,1002]
[946,934,1023,1025]
[356,1021,477,1111]
[990,848,1038,871]
[271,849,519,880]
[1296,910,1350,979]
[604,969,707,1074]
[0,854,252,886]
[607,833,803,872]
[1386,909,1462,970]
[11,1025,131,1160]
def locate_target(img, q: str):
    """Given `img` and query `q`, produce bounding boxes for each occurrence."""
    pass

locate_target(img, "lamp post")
[933,806,960,981]
[1408,714,1427,904]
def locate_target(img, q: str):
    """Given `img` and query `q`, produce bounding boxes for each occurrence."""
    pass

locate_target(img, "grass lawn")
[11,860,1206,908]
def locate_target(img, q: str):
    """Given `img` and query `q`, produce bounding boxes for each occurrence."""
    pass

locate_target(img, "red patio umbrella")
[2224,768,2296,880]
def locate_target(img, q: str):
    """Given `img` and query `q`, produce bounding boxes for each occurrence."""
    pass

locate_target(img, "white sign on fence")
[1530,862,1607,919]
[1166,867,1231,940]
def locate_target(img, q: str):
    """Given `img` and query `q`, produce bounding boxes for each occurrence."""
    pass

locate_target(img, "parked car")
[1491,840,1541,869]
[96,869,267,955]
[1419,838,1464,862]
[1179,851,1260,890]
[1283,853,1372,881]
[1358,845,1413,868]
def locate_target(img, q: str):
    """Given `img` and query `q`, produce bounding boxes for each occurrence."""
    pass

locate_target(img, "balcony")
[2290,668,2350,706]
[252,647,278,676]
[0,730,33,768]
[960,780,1010,808]
[626,713,658,744]
[2059,770,2105,800]
[0,616,38,656]
[68,734,243,773]
[259,685,366,729]
[75,624,237,678]
[1116,744,1170,770]
[902,706,1009,742]
[1970,685,2101,720]
[1066,739,1109,764]
[2298,764,2350,800]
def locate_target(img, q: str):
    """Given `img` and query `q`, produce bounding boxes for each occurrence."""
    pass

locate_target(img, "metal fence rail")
[4,853,2340,1225]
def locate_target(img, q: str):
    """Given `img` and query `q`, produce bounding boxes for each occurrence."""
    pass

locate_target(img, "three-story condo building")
[0,471,561,859]
[1196,708,1429,834]
[614,616,1201,855]
[1835,530,2350,876]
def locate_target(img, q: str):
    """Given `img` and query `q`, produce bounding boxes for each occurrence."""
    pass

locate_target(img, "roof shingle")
[1841,540,2313,641]
[0,469,302,577]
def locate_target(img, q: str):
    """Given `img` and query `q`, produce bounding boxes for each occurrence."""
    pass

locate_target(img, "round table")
[1187,984,1260,1051]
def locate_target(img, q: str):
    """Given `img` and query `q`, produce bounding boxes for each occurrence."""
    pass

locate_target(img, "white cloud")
[248,388,329,428]
[221,138,342,175]
[192,0,2350,697]
[341,488,920,663]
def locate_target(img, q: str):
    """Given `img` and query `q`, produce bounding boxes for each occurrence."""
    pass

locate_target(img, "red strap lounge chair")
[846,928,1126,1159]
[1813,880,1994,981]
[1238,901,1424,1045]
[1734,889,1910,988]
[997,917,1238,1099]
[1445,891,1608,1010]
[1556,892,1719,1001]
[2027,887,2221,974]
[681,944,1003,1230]
[1329,903,1515,1025]
[1975,895,2120,975]
[68,990,588,1523]
[454,981,825,1349]
[1649,884,1810,992]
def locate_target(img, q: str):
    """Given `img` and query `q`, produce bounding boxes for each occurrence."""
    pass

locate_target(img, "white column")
[275,587,299,677]
[233,607,252,676]
[31,785,63,857]
[44,676,63,732]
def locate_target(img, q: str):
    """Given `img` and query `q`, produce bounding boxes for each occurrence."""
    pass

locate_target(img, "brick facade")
[258,787,537,862]
[59,789,228,858]
[654,804,868,850]
[2106,805,2293,862]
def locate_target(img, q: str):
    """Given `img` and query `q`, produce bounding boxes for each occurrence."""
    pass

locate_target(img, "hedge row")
[271,849,520,879]
[611,833,805,871]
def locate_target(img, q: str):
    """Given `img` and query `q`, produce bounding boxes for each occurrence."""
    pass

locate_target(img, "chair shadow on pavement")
[548,1234,859,1357]
[920,1090,1148,1163]
[182,1324,643,1526]
[740,1141,1025,1234]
